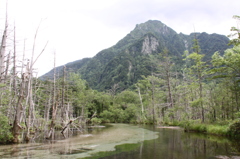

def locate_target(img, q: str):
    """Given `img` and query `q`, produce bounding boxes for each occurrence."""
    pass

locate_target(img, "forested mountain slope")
[40,20,230,91]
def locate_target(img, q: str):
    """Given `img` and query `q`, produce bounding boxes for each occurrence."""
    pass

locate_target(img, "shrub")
[101,118,111,123]
[91,117,102,125]
[229,119,240,138]
[180,120,230,136]
[190,123,207,132]
[100,110,114,122]
[206,125,229,136]
[0,114,13,144]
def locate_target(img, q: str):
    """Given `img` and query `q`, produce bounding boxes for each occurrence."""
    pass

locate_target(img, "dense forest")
[0,15,240,144]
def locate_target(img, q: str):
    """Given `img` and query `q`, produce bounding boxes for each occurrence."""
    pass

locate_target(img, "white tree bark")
[0,8,8,82]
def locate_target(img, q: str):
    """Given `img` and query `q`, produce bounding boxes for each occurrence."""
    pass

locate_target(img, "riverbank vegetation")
[1,15,240,144]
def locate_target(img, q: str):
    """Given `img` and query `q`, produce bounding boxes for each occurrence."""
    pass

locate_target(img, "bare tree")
[11,21,48,142]
[109,83,119,97]
[0,4,8,82]
[61,65,66,126]
[47,51,58,139]
[12,72,26,143]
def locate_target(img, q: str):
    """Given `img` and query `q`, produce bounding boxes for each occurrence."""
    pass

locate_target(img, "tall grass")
[164,119,240,139]
[206,124,229,136]
[170,120,230,136]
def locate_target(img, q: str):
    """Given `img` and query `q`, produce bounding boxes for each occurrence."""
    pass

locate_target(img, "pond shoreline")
[0,123,240,159]
[163,119,240,140]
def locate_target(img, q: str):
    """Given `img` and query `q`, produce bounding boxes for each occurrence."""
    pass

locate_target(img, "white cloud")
[0,0,239,76]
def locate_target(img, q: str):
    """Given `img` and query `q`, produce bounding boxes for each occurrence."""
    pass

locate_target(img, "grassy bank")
[164,119,240,139]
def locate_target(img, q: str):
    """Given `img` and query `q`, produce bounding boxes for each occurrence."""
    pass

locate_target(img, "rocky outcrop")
[141,35,159,54]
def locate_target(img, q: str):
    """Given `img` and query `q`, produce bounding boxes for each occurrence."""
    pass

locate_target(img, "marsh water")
[0,124,240,159]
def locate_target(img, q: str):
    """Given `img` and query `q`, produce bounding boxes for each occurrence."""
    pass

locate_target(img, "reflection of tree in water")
[141,129,238,159]
[230,139,240,153]
[10,145,21,157]
[184,133,234,157]
[1,125,240,158]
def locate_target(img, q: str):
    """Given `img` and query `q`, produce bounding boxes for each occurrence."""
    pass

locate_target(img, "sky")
[0,0,239,76]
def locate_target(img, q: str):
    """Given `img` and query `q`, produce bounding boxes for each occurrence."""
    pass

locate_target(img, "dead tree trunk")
[25,65,34,142]
[0,8,8,82]
[12,73,26,143]
[61,65,66,126]
[25,22,48,142]
[136,85,146,120]
[47,52,57,139]
[61,120,72,138]
[61,116,83,138]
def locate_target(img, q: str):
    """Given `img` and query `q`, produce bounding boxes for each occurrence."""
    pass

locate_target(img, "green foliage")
[40,20,230,91]
[206,124,229,136]
[180,32,230,61]
[235,112,240,118]
[228,15,240,46]
[0,113,13,143]
[185,123,207,133]
[190,98,203,108]
[192,38,201,53]
[122,104,138,123]
[1,18,237,143]
[99,92,139,124]
[211,45,240,78]
[115,90,139,106]
[182,121,229,136]
[185,52,208,77]
[100,110,113,123]
[229,119,240,138]
[100,105,125,123]
[90,117,102,125]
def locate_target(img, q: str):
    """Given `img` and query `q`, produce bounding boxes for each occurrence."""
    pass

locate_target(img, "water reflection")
[97,126,240,159]
[0,124,240,159]
[0,124,158,159]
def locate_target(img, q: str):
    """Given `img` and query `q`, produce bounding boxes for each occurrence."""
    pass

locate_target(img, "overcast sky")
[0,0,239,76]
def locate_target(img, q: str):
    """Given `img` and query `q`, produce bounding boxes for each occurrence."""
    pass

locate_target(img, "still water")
[0,124,240,159]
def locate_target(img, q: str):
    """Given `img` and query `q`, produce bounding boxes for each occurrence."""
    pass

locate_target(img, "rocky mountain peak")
[131,20,175,39]
[41,20,230,91]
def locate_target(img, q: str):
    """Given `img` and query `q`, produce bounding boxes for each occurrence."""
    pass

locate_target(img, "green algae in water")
[1,124,240,159]
[0,124,158,159]
[63,124,159,159]
[82,143,141,159]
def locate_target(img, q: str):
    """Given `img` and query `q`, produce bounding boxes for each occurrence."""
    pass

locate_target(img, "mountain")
[41,58,91,80]
[40,20,231,91]
[179,32,230,61]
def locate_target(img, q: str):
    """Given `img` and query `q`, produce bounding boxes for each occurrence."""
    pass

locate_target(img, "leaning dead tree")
[61,116,84,138]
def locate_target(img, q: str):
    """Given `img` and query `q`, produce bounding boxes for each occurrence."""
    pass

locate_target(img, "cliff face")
[41,20,231,91]
[141,35,159,54]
